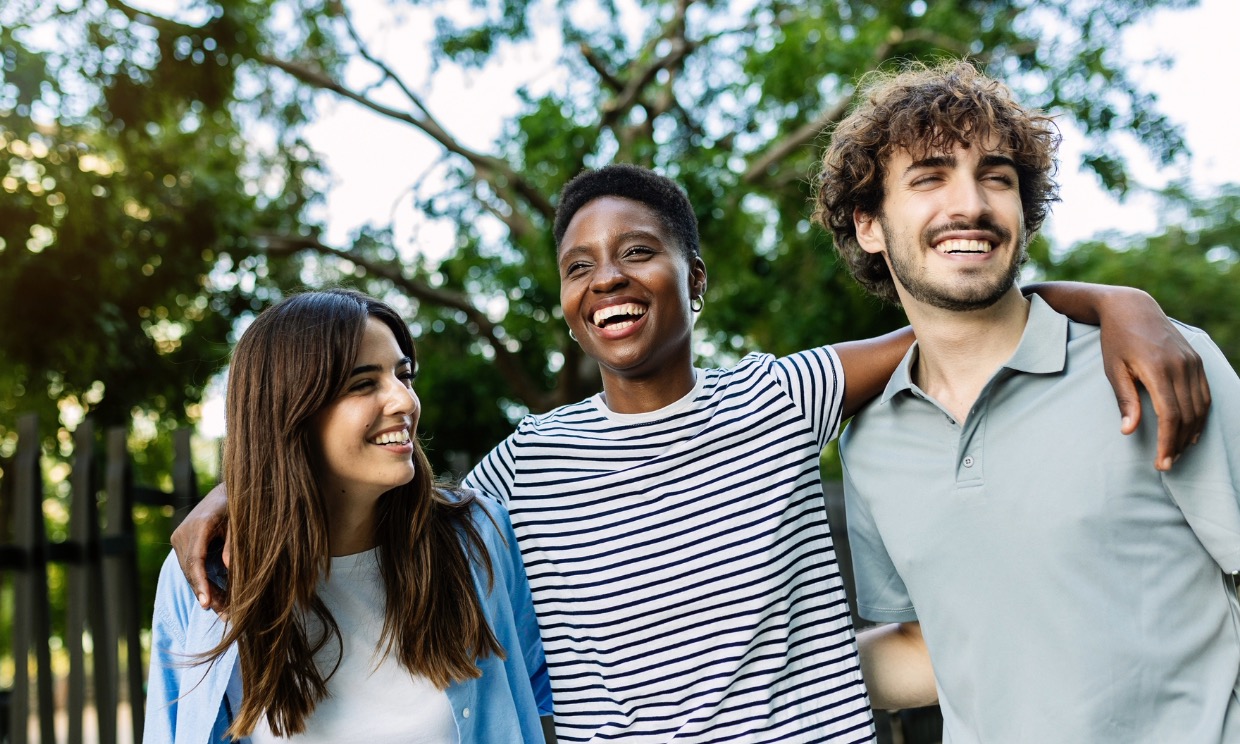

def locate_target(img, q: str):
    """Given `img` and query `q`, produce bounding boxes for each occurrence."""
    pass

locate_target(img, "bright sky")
[302,0,1240,256]
[1050,0,1240,247]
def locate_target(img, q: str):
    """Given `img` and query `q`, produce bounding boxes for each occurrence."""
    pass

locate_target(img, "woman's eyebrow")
[348,356,411,377]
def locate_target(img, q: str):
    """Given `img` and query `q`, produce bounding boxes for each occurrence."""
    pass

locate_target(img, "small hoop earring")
[690,296,704,313]
[569,328,578,342]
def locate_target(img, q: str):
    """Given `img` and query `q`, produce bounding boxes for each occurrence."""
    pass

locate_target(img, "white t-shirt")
[249,549,458,744]
[466,348,875,743]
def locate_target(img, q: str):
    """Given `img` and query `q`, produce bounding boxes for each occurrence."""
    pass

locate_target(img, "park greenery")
[1,0,1238,647]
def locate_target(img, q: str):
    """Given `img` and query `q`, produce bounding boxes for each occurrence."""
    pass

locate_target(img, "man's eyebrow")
[979,153,1018,169]
[902,153,1018,176]
[903,154,955,176]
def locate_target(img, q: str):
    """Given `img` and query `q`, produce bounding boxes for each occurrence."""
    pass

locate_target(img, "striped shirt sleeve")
[463,429,522,506]
[770,345,846,450]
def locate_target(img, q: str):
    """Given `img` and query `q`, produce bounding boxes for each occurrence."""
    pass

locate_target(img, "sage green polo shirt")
[841,295,1240,743]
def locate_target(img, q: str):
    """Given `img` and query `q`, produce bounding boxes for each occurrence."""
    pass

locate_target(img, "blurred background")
[1,0,1238,741]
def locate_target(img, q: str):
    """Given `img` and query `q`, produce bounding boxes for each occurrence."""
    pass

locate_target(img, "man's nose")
[947,178,993,222]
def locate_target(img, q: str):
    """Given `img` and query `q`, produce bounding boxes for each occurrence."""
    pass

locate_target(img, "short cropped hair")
[553,163,701,260]
[814,60,1061,303]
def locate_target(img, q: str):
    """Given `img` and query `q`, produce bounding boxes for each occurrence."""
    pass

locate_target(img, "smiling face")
[558,196,707,390]
[312,316,420,512]
[855,140,1027,313]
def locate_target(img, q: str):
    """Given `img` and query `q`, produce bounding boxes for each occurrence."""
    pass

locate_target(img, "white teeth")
[936,239,992,254]
[369,430,410,445]
[593,303,647,327]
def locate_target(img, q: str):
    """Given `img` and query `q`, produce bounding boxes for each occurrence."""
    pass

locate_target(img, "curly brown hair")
[813,59,1061,304]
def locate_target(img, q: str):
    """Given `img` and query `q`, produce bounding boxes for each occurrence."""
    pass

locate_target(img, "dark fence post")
[104,427,144,744]
[66,419,98,744]
[0,416,205,744]
[11,414,55,744]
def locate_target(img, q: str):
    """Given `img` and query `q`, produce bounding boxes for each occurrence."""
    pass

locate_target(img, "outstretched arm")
[834,327,916,419]
[1026,282,1210,471]
[857,621,937,710]
[171,484,229,611]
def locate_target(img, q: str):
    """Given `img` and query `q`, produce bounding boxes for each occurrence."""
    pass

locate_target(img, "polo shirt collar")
[877,293,1069,406]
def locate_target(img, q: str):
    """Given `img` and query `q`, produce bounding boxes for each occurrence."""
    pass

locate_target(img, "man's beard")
[883,216,1027,312]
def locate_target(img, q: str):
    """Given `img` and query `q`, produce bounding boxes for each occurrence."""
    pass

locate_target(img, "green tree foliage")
[1033,183,1240,369]
[1,0,1206,475]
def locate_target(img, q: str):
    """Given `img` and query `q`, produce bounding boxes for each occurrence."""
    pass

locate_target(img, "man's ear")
[854,208,886,255]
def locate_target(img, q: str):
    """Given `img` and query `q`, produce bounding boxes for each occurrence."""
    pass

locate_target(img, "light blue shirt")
[842,296,1240,743]
[144,493,552,743]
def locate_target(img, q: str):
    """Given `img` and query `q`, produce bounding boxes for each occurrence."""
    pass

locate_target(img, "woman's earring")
[690,296,704,313]
[569,328,578,342]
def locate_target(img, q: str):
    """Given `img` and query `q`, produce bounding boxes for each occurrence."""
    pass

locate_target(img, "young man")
[816,60,1240,742]
[174,166,1212,741]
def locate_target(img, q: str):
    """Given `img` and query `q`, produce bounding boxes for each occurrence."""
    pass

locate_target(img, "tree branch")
[740,30,919,186]
[741,95,852,184]
[256,234,554,409]
[600,0,696,129]
[579,42,624,93]
[257,54,555,220]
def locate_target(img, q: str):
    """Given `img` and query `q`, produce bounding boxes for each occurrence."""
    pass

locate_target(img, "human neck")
[599,362,697,414]
[903,288,1030,423]
[322,494,379,557]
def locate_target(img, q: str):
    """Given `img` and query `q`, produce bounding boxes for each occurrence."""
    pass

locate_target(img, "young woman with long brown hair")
[145,288,551,742]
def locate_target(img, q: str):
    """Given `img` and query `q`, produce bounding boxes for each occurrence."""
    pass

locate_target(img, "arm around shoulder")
[1025,281,1211,469]
[833,326,915,419]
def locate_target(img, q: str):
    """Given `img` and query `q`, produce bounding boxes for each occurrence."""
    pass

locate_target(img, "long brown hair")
[210,288,503,738]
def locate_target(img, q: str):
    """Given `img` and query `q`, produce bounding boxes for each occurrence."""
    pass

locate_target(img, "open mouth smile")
[368,429,411,446]
[934,238,993,255]
[593,303,647,330]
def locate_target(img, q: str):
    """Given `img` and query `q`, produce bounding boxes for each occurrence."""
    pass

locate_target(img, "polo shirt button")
[963,456,975,467]
[462,707,471,718]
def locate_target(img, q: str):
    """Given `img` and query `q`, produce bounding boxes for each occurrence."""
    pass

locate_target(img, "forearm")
[1023,281,1148,326]
[856,622,937,710]
[834,326,916,418]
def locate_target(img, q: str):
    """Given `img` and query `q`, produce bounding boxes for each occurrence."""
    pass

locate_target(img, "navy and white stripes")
[465,348,874,742]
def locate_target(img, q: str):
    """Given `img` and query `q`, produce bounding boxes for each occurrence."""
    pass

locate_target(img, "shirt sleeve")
[841,443,918,624]
[144,553,194,744]
[462,430,522,506]
[1162,327,1240,573]
[476,495,554,718]
[771,346,847,450]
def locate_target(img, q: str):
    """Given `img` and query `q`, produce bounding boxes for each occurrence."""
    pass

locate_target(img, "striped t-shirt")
[464,348,875,743]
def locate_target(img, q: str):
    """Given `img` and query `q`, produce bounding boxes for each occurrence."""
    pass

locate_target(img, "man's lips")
[934,238,993,254]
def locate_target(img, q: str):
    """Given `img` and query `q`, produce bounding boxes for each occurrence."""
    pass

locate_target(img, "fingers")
[1105,344,1211,472]
[176,550,215,610]
[1103,362,1142,436]
[170,485,231,610]
[1185,355,1212,446]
